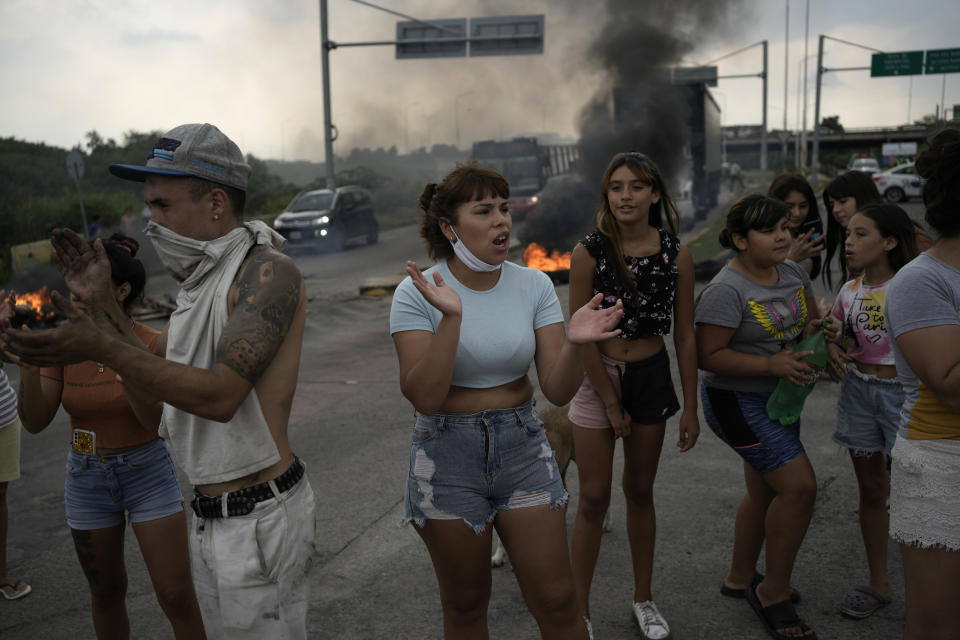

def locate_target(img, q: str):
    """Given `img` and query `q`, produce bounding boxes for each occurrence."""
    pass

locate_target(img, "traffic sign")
[870,51,923,77]
[926,48,960,74]
[396,19,466,59]
[64,150,90,238]
[66,150,85,180]
[668,66,719,87]
[470,15,543,57]
[396,15,543,59]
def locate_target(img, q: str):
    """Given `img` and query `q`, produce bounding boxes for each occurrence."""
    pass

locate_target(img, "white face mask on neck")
[445,223,501,273]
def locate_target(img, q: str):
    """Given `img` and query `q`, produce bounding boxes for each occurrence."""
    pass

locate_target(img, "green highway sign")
[871,51,924,77]
[926,48,960,74]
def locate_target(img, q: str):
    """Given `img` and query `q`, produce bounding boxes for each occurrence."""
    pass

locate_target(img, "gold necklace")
[97,317,136,374]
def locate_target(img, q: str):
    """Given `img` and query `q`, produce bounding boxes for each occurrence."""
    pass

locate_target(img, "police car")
[872,163,925,203]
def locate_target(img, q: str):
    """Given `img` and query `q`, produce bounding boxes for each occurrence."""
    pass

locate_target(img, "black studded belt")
[190,456,305,519]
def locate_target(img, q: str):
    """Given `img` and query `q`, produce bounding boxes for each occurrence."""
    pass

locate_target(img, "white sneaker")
[631,600,671,640]
[583,616,594,640]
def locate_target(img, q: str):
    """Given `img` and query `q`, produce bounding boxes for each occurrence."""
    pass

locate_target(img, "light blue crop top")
[390,260,564,388]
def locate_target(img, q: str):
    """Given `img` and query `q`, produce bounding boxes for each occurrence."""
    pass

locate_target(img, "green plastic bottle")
[765,322,829,425]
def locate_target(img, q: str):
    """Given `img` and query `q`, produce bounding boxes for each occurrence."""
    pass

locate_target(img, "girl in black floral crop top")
[581,227,680,340]
[567,152,700,638]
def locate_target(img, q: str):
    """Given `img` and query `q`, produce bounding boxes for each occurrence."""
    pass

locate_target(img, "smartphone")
[799,218,824,243]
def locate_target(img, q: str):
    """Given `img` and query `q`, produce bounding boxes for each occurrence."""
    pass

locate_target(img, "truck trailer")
[612,81,722,222]
[470,137,579,220]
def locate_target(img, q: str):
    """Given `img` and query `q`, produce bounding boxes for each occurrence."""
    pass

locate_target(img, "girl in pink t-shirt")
[826,202,917,619]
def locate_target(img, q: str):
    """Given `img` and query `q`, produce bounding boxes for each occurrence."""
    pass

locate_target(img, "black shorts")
[619,347,681,425]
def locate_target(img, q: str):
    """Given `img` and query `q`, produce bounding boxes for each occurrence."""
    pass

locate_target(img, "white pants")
[191,475,317,639]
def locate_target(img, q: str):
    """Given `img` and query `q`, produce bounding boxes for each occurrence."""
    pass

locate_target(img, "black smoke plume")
[524,0,744,253]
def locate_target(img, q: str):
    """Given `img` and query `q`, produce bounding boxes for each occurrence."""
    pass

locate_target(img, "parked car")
[272,185,378,251]
[873,162,925,203]
[848,156,880,176]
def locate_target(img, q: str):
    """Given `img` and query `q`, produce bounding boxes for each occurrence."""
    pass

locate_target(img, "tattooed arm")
[217,246,303,384]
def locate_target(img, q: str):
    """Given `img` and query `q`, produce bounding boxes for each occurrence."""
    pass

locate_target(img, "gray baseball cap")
[109,123,251,191]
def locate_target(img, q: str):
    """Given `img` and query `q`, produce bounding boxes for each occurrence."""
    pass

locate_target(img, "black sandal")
[721,573,801,603]
[746,581,816,639]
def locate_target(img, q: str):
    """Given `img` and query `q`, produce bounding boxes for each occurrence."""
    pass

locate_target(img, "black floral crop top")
[581,228,680,340]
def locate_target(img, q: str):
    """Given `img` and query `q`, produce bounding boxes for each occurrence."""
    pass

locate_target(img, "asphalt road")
[2,198,927,639]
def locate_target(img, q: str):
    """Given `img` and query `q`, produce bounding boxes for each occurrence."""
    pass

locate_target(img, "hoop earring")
[213,214,220,221]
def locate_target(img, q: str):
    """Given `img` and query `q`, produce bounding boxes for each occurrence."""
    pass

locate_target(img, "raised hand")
[1,290,106,367]
[406,261,462,318]
[51,228,113,305]
[567,293,623,344]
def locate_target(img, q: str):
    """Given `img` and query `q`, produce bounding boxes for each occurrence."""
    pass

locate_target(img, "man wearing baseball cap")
[4,123,316,639]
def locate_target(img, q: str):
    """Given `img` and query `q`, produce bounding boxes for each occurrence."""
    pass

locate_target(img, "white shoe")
[631,600,671,640]
[583,616,594,640]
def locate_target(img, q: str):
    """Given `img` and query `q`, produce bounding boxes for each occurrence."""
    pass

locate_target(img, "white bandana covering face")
[445,222,501,273]
[144,221,249,284]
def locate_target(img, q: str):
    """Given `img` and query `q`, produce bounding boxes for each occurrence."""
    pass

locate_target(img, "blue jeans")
[65,437,184,529]
[403,400,568,533]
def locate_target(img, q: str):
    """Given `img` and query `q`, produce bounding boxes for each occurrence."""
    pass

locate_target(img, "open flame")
[523,242,572,272]
[7,286,59,326]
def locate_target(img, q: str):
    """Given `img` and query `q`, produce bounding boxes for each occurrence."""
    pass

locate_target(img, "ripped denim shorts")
[402,399,568,534]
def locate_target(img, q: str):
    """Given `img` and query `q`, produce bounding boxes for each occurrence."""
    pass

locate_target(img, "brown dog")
[490,403,610,567]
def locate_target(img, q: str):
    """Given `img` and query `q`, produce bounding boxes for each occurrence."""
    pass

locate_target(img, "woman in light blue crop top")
[390,164,622,639]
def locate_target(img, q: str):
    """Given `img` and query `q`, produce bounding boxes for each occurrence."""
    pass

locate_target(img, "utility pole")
[800,0,810,170]
[320,0,336,188]
[761,40,769,185]
[784,0,789,170]
[812,34,824,185]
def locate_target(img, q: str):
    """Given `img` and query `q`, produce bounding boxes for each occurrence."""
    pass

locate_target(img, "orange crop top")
[41,322,161,450]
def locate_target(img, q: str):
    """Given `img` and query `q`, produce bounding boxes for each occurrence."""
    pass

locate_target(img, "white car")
[872,163,925,203]
[849,157,880,176]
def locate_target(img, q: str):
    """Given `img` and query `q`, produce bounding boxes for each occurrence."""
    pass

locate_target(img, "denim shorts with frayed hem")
[833,364,903,457]
[65,437,184,530]
[701,383,805,475]
[402,399,568,534]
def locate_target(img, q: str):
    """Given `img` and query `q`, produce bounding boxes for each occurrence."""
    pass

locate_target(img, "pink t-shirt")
[829,276,895,365]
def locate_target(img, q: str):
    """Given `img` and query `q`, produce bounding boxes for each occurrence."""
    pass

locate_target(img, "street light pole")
[281,117,293,161]
[404,102,420,153]
[455,91,475,150]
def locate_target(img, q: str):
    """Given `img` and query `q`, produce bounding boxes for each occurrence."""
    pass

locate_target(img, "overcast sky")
[1,0,957,161]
